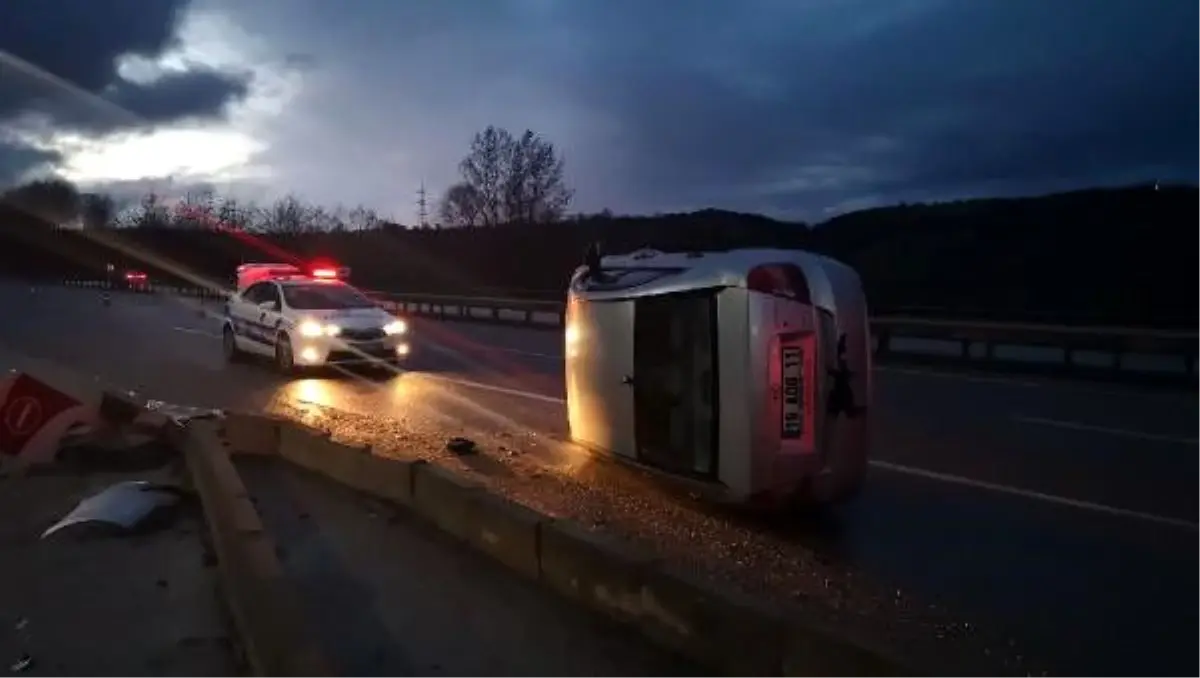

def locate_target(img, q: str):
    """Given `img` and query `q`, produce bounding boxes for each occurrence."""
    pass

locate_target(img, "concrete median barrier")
[411,462,484,537]
[537,519,659,618]
[275,419,333,471]
[222,411,288,457]
[355,452,422,506]
[271,418,423,506]
[636,566,787,675]
[462,491,544,580]
[180,419,334,676]
[275,420,371,487]
[232,414,914,675]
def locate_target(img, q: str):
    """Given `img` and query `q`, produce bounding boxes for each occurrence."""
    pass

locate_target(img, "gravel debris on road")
[272,399,1039,676]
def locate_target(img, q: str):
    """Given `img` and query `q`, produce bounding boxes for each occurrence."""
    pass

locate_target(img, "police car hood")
[302,307,393,329]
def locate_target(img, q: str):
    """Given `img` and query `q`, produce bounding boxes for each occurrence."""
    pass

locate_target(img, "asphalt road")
[2,284,1197,676]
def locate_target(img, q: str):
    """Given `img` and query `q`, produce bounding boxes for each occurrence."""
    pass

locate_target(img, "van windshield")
[283,283,375,309]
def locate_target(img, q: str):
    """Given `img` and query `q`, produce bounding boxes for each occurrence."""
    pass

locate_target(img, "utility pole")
[416,181,429,229]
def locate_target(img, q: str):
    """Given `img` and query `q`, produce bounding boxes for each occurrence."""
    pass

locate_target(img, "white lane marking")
[1012,415,1198,446]
[420,342,566,403]
[877,365,1197,400]
[869,459,1199,531]
[420,373,566,405]
[172,326,221,339]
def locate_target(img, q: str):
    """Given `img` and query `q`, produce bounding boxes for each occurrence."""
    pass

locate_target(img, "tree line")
[0,123,1195,328]
[0,125,574,233]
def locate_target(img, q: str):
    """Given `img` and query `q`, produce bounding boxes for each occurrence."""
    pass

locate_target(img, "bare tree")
[458,125,509,226]
[134,192,170,228]
[503,129,572,223]
[264,194,311,233]
[215,196,249,230]
[307,204,338,232]
[438,182,482,227]
[346,205,381,231]
[455,125,572,226]
[80,192,115,229]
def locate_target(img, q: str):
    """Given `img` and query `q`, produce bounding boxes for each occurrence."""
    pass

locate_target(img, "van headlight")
[299,320,340,337]
[383,319,407,335]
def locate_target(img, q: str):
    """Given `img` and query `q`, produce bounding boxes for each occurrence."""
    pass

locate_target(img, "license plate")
[781,346,804,439]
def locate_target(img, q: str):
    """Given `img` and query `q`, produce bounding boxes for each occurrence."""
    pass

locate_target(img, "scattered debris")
[445,437,477,456]
[9,654,32,673]
[99,391,143,424]
[13,618,27,632]
[54,428,175,472]
[41,480,183,539]
[144,400,223,425]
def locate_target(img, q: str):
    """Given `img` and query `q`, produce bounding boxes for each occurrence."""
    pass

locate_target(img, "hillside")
[0,184,1194,327]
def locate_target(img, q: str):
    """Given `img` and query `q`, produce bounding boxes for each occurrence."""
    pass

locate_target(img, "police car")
[221,263,410,372]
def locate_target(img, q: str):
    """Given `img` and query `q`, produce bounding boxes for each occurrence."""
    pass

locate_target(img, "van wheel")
[274,332,295,374]
[222,326,245,363]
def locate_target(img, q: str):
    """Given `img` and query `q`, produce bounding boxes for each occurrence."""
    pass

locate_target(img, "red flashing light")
[311,268,337,279]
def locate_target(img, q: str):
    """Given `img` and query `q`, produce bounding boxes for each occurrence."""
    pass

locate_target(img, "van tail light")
[746,263,811,304]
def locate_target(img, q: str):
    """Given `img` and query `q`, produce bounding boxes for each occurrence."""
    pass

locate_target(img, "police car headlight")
[299,320,340,337]
[383,319,407,336]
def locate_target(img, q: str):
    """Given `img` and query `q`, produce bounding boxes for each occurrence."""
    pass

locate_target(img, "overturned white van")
[564,247,871,508]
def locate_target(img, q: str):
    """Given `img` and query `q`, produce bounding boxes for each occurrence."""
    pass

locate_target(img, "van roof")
[571,247,857,309]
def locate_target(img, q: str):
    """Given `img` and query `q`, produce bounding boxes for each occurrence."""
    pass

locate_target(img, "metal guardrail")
[58,279,1199,383]
[363,290,1198,383]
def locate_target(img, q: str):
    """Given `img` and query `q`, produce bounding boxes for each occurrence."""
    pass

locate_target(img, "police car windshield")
[282,283,374,309]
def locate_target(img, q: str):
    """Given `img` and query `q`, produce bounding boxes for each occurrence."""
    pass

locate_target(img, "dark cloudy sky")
[0,0,1195,221]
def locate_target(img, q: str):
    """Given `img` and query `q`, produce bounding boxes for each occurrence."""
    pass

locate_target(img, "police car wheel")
[222,326,245,362]
[274,333,296,373]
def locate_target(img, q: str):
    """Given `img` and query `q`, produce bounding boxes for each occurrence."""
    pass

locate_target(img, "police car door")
[234,282,276,349]
[252,283,285,347]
